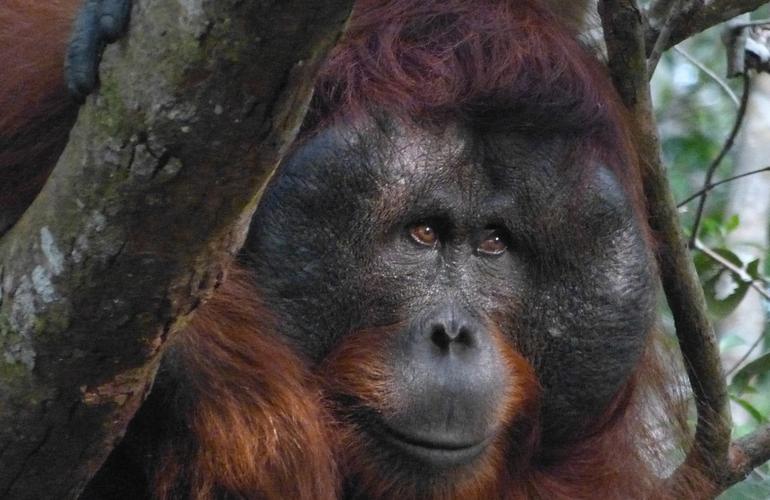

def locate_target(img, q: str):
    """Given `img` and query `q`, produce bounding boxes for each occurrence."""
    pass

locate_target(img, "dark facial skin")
[244,116,656,467]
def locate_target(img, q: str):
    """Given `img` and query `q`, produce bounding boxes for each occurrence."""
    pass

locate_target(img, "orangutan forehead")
[294,117,575,184]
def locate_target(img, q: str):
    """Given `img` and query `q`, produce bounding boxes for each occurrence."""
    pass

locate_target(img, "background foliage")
[651,6,770,497]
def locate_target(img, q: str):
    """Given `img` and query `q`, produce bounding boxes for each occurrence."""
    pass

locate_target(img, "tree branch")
[726,327,768,376]
[599,0,732,490]
[647,0,687,75]
[0,0,353,497]
[645,0,769,54]
[728,424,770,485]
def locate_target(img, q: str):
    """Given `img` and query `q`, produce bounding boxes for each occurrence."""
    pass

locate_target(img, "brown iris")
[478,231,507,256]
[409,223,438,247]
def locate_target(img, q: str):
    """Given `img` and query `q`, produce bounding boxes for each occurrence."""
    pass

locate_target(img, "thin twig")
[673,46,740,107]
[678,166,770,206]
[646,0,685,22]
[692,239,770,457]
[693,239,770,302]
[693,238,769,377]
[734,18,770,28]
[688,72,751,249]
[648,0,687,75]
[694,239,748,281]
[726,328,767,376]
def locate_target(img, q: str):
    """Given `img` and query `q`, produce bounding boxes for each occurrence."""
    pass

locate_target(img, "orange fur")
[154,267,339,500]
[170,267,709,499]
[0,0,77,134]
[1,1,714,497]
[513,336,711,500]
[0,0,79,227]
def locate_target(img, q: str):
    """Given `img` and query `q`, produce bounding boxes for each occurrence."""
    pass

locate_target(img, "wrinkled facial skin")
[244,117,656,464]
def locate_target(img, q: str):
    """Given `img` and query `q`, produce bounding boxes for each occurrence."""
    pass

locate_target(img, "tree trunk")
[0,1,353,498]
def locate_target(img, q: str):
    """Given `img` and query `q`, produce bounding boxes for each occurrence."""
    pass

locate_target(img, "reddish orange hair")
[309,0,644,213]
[316,0,610,131]
[158,1,708,496]
[1,0,712,497]
[153,267,339,500]
[0,1,79,226]
[159,266,708,499]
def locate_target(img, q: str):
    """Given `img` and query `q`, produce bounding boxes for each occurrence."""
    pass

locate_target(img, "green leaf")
[694,252,721,281]
[724,214,740,233]
[712,247,743,267]
[746,259,761,280]
[697,248,752,318]
[730,396,767,424]
[700,217,722,239]
[730,351,770,395]
[741,385,759,395]
[703,269,750,317]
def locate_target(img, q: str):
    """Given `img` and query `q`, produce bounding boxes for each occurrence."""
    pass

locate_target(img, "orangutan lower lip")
[376,423,491,466]
[386,426,479,450]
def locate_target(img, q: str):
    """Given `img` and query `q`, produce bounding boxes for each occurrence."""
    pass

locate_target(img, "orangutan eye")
[477,230,507,256]
[409,223,438,248]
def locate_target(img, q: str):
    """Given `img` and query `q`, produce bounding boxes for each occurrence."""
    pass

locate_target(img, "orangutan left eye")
[477,230,507,256]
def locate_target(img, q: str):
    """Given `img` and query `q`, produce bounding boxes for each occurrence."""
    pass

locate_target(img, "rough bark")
[728,423,770,484]
[645,0,769,53]
[0,0,353,498]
